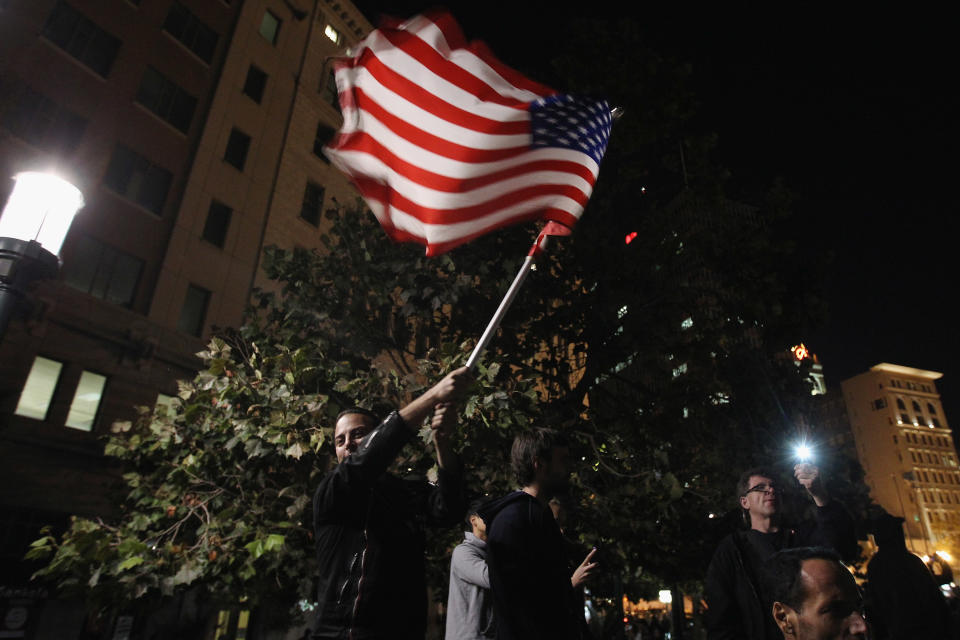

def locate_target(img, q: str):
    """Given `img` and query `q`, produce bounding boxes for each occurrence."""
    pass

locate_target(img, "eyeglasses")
[743,482,778,496]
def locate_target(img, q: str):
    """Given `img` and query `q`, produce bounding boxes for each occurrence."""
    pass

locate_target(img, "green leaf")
[244,539,264,560]
[264,534,285,552]
[117,556,144,572]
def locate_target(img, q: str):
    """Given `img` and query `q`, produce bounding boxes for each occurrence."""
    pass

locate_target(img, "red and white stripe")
[324,11,602,256]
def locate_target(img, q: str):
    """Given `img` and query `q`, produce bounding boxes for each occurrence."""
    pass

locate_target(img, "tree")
[29,16,870,635]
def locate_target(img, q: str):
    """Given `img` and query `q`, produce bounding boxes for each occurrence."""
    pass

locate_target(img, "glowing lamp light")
[0,172,84,255]
[0,172,83,338]
[625,231,638,245]
[936,550,953,563]
[658,589,672,604]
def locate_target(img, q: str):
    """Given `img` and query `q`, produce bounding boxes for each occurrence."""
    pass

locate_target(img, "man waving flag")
[324,10,612,256]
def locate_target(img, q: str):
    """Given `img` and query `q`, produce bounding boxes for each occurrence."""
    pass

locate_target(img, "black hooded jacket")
[478,491,581,640]
[312,411,465,640]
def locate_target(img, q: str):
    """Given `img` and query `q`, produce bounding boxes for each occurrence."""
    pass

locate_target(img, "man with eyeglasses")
[704,466,856,640]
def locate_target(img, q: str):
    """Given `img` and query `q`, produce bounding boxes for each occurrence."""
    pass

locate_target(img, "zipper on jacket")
[337,552,360,605]
[348,496,373,640]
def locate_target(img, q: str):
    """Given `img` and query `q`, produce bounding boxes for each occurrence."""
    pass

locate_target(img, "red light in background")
[791,343,810,361]
[625,231,638,244]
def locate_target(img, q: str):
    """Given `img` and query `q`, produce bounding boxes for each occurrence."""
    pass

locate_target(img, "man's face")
[774,558,868,640]
[334,413,376,463]
[740,474,780,520]
[538,446,571,498]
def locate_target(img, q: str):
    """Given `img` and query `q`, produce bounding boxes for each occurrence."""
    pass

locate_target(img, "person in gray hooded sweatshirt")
[446,499,496,640]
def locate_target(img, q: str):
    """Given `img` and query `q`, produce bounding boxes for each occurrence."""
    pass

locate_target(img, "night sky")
[352,2,959,418]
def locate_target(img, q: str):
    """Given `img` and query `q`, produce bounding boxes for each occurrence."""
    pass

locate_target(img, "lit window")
[14,357,64,420]
[672,363,687,379]
[259,10,280,44]
[324,24,340,44]
[680,316,693,330]
[65,370,107,431]
[617,305,628,320]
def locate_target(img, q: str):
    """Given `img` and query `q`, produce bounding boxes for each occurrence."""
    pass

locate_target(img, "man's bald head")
[764,547,867,640]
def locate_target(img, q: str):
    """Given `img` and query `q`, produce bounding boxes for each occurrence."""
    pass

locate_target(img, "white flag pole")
[465,228,556,371]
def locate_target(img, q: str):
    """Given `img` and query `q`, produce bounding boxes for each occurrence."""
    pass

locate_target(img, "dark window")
[242,65,267,103]
[300,182,324,226]
[63,234,143,306]
[224,128,250,170]
[103,144,172,214]
[320,68,339,110]
[178,284,210,336]
[896,398,906,410]
[202,201,232,248]
[42,1,121,77]
[929,402,938,415]
[259,10,280,44]
[136,66,197,133]
[163,2,218,63]
[933,417,942,428]
[313,122,335,159]
[2,85,87,152]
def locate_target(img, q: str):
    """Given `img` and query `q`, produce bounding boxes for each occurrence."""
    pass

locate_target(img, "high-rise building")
[841,363,958,556]
[0,0,371,617]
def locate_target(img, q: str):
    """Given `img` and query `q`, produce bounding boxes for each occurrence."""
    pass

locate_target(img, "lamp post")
[0,172,84,338]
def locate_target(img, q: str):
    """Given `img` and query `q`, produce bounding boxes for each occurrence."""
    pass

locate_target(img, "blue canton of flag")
[530,95,613,166]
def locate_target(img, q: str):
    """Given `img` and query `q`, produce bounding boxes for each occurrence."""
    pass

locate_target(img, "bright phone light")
[795,443,813,462]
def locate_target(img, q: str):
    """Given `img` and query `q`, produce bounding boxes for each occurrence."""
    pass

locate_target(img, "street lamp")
[0,172,84,337]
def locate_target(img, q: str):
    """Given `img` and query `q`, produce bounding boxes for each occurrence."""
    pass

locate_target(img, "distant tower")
[841,364,958,557]
[790,343,827,395]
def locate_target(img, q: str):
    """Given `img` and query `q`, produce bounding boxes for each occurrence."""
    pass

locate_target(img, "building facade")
[841,363,958,556]
[0,0,370,634]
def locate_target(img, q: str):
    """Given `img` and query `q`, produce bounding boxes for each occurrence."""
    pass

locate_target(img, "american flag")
[324,11,612,256]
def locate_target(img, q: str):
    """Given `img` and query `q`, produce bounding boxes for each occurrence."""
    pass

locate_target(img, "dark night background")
[353,3,958,419]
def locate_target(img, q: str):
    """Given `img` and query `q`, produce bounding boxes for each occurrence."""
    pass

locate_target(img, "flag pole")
[465,226,558,371]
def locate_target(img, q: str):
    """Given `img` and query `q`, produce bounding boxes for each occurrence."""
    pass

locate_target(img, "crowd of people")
[307,367,954,640]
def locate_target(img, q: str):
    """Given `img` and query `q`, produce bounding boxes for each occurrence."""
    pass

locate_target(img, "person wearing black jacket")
[311,367,471,640]
[704,465,857,640]
[478,428,597,640]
